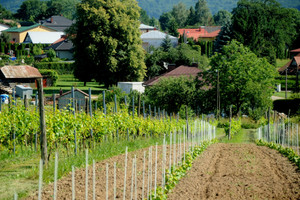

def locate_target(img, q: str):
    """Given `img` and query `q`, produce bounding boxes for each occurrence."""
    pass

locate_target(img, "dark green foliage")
[213,21,233,53]
[213,9,232,26]
[171,2,189,28]
[167,18,179,37]
[194,0,214,25]
[159,12,173,31]
[0,4,13,19]
[46,48,56,61]
[273,99,300,116]
[34,62,74,74]
[275,75,297,90]
[140,8,151,25]
[231,0,299,64]
[38,69,59,86]
[0,32,11,44]
[145,76,198,113]
[161,35,172,52]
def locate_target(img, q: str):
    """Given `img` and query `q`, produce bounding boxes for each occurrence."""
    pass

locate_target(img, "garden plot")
[168,143,300,200]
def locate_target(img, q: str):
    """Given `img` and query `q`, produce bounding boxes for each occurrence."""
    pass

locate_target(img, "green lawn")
[34,74,105,97]
[218,129,256,144]
[273,91,292,99]
[276,58,290,70]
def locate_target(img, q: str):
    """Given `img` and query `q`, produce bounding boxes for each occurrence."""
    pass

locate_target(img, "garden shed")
[0,65,43,88]
[117,82,145,94]
[57,88,89,111]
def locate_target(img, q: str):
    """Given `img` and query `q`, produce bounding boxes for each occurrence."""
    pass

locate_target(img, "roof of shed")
[139,23,155,30]
[141,30,177,39]
[0,65,42,79]
[290,48,300,53]
[144,65,201,86]
[59,88,89,98]
[278,54,300,75]
[3,24,56,33]
[24,32,65,44]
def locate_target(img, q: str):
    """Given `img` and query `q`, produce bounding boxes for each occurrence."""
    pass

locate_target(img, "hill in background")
[1,0,300,19]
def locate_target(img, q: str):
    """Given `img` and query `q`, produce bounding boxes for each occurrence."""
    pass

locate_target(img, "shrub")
[38,69,59,86]
[224,118,241,137]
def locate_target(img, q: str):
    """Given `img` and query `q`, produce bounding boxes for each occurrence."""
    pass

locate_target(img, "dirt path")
[168,143,300,200]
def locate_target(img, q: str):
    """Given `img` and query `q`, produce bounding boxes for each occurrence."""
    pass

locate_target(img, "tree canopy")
[70,0,146,87]
[213,9,232,26]
[199,40,276,116]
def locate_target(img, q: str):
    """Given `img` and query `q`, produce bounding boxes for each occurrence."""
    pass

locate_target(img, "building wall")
[118,82,145,94]
[58,91,87,111]
[57,51,73,60]
[9,26,56,43]
[198,37,216,42]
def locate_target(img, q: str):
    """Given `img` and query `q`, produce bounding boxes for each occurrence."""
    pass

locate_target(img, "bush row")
[34,62,74,74]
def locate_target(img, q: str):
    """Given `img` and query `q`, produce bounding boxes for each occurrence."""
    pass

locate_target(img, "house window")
[12,38,16,42]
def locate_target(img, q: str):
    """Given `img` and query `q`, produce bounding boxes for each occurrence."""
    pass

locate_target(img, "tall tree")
[194,0,213,26]
[213,9,232,26]
[161,35,172,52]
[70,0,146,87]
[214,21,233,53]
[199,40,276,116]
[159,12,173,31]
[185,6,196,26]
[232,0,298,64]
[167,17,179,37]
[140,8,150,25]
[14,0,47,21]
[171,2,189,28]
[0,4,12,19]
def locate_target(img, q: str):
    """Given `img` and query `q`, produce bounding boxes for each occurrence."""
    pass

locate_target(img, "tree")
[167,17,179,37]
[231,0,298,64]
[161,35,172,52]
[171,2,189,28]
[70,0,146,87]
[185,6,196,26]
[140,9,150,25]
[145,76,197,113]
[159,12,173,31]
[14,0,47,21]
[194,0,213,26]
[0,4,12,19]
[199,40,276,116]
[213,9,232,26]
[213,21,233,53]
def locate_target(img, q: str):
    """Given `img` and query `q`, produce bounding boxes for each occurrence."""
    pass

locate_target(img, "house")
[57,88,89,110]
[141,30,178,50]
[178,26,221,42]
[2,24,58,43]
[143,65,201,86]
[278,49,300,75]
[44,37,74,60]
[0,65,43,88]
[23,32,65,44]
[40,15,74,32]
[139,23,156,34]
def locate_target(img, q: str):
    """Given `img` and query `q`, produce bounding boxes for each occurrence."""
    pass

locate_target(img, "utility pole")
[216,69,220,119]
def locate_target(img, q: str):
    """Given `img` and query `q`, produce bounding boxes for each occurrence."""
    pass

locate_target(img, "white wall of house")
[117,82,145,94]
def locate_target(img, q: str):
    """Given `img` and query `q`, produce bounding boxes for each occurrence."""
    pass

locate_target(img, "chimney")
[17,24,21,28]
[51,17,53,23]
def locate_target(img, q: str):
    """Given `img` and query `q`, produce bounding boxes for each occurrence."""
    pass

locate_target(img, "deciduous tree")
[70,0,146,87]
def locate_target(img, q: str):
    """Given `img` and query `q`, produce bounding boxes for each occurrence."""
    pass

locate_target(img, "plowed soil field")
[168,143,300,200]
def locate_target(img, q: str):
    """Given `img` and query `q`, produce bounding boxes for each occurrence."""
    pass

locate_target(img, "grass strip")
[256,139,300,168]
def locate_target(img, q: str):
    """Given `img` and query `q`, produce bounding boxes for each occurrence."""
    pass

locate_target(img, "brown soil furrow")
[168,143,300,200]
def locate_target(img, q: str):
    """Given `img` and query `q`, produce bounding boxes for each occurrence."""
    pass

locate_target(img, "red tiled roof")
[178,26,221,41]
[144,66,201,86]
[52,35,67,44]
[290,48,300,53]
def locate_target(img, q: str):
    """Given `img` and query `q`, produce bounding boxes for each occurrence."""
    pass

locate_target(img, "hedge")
[273,98,300,116]
[38,69,59,86]
[34,62,74,74]
[275,75,297,90]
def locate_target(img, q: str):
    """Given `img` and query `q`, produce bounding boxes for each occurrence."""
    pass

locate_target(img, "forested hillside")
[1,0,300,18]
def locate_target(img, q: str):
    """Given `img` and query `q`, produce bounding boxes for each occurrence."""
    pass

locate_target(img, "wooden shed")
[57,88,89,111]
[0,65,43,88]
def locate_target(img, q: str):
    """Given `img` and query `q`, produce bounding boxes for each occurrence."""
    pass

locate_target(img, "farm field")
[168,143,300,200]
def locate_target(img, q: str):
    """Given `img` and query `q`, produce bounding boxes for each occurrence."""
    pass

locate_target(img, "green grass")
[273,91,292,99]
[276,58,290,70]
[33,74,105,97]
[218,129,256,144]
[0,135,166,200]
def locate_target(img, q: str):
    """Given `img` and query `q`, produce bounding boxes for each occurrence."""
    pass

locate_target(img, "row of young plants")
[0,103,186,154]
[256,139,300,168]
[152,139,218,199]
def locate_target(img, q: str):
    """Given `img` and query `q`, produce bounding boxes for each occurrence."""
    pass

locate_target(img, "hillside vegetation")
[1,0,299,19]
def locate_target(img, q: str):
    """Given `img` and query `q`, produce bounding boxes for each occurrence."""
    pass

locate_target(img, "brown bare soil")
[168,143,300,200]
[25,145,181,199]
